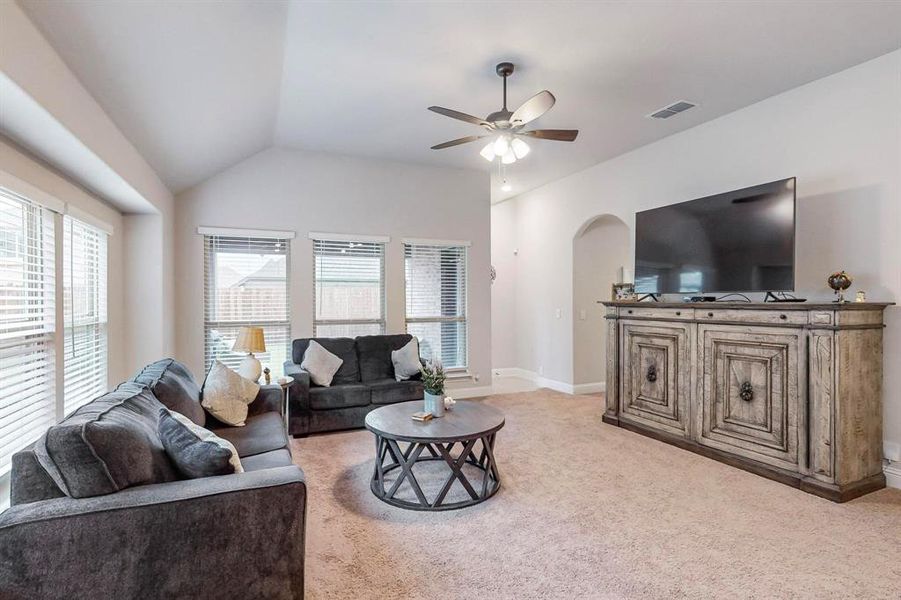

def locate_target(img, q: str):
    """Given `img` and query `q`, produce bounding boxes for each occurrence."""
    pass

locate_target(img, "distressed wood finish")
[603,305,620,425]
[600,302,891,502]
[620,322,691,436]
[697,325,801,471]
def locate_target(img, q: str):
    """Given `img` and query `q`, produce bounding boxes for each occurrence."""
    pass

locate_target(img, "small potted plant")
[420,359,446,417]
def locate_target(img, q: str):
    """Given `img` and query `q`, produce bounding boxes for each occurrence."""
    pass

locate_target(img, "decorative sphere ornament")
[827,270,852,303]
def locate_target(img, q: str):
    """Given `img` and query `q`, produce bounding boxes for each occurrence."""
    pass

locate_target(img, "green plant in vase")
[420,359,446,417]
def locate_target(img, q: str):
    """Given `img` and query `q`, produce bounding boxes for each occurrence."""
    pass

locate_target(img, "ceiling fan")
[428,62,578,164]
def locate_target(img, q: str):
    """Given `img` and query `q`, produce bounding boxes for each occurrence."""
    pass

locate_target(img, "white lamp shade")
[232,326,266,354]
[493,136,510,156]
[511,138,530,159]
[479,143,496,161]
[501,149,517,164]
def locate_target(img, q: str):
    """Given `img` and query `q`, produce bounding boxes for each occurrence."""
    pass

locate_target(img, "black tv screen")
[634,178,796,294]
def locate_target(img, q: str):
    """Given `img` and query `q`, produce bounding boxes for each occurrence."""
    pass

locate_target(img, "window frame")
[403,239,470,371]
[202,232,292,374]
[0,188,58,478]
[0,183,112,488]
[311,235,387,338]
[62,214,109,416]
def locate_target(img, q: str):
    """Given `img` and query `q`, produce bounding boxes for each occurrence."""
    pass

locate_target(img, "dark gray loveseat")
[0,358,306,600]
[284,334,424,436]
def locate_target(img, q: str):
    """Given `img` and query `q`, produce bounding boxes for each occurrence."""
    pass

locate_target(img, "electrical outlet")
[884,442,901,462]
[579,309,587,321]
[538,365,544,376]
[555,308,562,319]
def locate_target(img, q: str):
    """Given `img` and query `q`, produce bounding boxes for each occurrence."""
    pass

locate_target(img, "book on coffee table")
[411,411,433,422]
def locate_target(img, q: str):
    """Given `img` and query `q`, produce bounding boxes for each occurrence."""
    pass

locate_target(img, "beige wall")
[492,50,901,453]
[174,147,492,395]
[572,215,630,386]
[1,0,177,372]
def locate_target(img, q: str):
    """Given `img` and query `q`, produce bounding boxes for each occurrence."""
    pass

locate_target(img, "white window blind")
[0,189,56,475]
[63,216,108,416]
[404,243,468,369]
[313,239,386,337]
[204,235,290,373]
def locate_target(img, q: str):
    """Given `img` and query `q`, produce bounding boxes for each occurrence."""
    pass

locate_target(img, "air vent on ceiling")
[647,100,697,119]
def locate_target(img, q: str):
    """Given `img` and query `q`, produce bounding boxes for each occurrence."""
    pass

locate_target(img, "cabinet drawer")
[620,307,694,320]
[697,325,801,470]
[697,308,806,326]
[620,322,691,436]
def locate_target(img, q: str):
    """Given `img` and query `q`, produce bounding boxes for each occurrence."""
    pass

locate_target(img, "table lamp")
[232,326,266,382]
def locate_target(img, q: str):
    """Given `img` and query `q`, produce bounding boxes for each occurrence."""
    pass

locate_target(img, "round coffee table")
[365,400,504,511]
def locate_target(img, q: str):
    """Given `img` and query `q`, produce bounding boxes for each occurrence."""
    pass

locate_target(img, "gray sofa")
[0,358,306,600]
[284,334,424,436]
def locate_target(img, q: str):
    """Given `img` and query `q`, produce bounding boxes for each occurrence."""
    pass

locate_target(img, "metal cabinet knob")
[708,312,714,318]
[627,310,633,314]
[675,311,681,316]
[739,381,754,402]
[780,314,787,320]
[646,364,657,382]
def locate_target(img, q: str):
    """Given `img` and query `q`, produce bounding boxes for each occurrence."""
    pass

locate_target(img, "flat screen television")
[634,178,796,295]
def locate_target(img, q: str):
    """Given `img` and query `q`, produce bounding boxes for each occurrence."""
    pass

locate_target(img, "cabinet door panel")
[698,326,800,470]
[621,322,690,436]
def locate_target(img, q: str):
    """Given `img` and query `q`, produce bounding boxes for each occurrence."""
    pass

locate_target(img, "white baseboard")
[448,384,493,399]
[885,463,901,490]
[492,367,604,395]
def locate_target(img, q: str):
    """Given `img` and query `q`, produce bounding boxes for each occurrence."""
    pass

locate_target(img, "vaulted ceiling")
[18,0,901,200]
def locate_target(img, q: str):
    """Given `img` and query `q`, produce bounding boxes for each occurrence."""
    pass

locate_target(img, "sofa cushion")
[34,382,180,498]
[369,378,425,405]
[309,384,371,410]
[159,409,243,478]
[211,411,288,458]
[10,445,65,505]
[240,448,294,472]
[292,337,360,385]
[131,358,206,426]
[356,334,417,382]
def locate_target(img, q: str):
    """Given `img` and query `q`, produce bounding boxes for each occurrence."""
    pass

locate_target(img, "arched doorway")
[572,214,630,387]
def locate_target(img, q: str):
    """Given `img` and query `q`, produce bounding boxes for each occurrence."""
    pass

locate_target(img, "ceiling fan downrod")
[496,61,514,111]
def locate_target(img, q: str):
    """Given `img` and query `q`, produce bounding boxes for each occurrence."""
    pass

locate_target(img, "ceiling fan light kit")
[428,61,578,169]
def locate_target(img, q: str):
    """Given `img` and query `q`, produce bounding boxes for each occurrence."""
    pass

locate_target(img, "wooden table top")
[365,400,505,442]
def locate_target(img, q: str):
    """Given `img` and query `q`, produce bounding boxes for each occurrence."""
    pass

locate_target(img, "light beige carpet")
[292,390,901,599]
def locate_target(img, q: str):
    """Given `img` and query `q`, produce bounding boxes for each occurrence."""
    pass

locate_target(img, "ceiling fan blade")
[428,106,488,127]
[430,135,486,150]
[511,90,555,126]
[519,129,579,142]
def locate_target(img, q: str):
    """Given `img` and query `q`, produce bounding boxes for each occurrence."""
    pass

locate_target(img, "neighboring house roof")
[232,257,285,288]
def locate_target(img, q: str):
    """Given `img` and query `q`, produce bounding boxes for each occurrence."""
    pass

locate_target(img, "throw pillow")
[159,408,243,478]
[201,360,260,426]
[392,337,422,381]
[34,382,180,498]
[301,340,344,386]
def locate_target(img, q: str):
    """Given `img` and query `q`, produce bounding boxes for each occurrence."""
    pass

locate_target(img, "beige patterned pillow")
[201,360,259,426]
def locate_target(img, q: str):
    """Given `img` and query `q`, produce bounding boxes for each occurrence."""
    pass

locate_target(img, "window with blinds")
[204,235,290,373]
[313,239,386,337]
[62,216,108,416]
[404,242,468,369]
[0,189,56,475]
